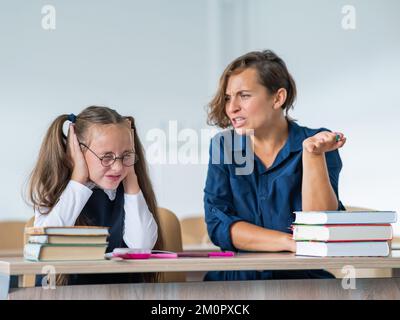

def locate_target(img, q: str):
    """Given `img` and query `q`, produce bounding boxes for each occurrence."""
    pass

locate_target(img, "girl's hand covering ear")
[67,124,89,184]
[303,131,347,155]
[123,166,140,195]
[123,128,140,194]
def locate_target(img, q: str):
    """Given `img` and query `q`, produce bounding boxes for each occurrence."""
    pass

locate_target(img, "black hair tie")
[67,113,77,123]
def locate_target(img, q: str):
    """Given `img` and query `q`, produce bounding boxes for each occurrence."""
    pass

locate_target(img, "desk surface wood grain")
[3,252,400,276]
[9,277,400,300]
[0,249,22,258]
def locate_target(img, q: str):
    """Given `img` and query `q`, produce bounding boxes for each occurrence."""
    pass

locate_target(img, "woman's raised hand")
[303,131,347,155]
[67,124,89,184]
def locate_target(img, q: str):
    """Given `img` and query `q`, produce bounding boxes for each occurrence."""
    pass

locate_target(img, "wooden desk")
[3,252,400,299]
[2,252,400,282]
[0,249,22,258]
[8,277,400,300]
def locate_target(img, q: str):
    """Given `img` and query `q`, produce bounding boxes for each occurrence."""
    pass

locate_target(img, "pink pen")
[150,253,178,259]
[176,251,235,258]
[208,251,235,257]
[113,252,151,259]
[112,248,151,259]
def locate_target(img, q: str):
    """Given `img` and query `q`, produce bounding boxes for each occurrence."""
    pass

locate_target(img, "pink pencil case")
[111,249,177,259]
[107,249,235,260]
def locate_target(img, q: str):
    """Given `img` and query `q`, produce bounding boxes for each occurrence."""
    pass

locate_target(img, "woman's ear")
[273,88,287,110]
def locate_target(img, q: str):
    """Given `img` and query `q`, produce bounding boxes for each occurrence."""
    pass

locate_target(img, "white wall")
[1,0,399,233]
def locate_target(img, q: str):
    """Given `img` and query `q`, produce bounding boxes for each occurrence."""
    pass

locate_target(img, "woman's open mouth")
[232,117,246,128]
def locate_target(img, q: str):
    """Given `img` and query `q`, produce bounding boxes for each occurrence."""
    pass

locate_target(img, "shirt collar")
[85,181,117,201]
[287,120,306,153]
[232,120,305,174]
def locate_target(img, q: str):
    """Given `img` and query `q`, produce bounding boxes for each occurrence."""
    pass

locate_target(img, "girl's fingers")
[72,129,84,157]
[71,126,78,152]
[67,124,72,143]
[69,124,82,157]
[70,125,77,145]
[67,124,74,153]
[72,127,79,149]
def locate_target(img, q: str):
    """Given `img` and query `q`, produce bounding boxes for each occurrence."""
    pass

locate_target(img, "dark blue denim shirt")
[203,120,345,281]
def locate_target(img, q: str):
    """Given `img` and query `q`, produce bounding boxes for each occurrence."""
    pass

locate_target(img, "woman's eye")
[224,96,231,102]
[240,94,250,99]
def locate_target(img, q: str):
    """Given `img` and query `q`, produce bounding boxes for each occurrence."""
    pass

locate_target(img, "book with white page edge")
[293,211,397,225]
[296,241,390,257]
[25,226,109,236]
[292,224,393,242]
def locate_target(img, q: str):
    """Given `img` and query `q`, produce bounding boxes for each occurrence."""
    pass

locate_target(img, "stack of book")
[293,211,397,257]
[24,226,109,261]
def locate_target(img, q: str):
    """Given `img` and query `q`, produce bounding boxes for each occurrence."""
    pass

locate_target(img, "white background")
[0,0,399,233]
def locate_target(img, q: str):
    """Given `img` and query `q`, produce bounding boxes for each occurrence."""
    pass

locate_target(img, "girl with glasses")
[27,106,162,285]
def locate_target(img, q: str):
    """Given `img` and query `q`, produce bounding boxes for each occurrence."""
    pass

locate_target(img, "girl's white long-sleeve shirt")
[34,180,158,250]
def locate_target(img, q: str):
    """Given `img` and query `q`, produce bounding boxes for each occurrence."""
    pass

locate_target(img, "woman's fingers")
[333,132,346,149]
[305,131,347,154]
[336,137,347,148]
[320,132,346,148]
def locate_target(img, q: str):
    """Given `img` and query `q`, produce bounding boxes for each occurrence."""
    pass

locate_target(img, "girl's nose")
[111,158,123,171]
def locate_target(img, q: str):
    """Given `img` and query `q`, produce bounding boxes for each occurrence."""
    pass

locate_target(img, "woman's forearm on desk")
[230,221,296,252]
[301,151,338,211]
